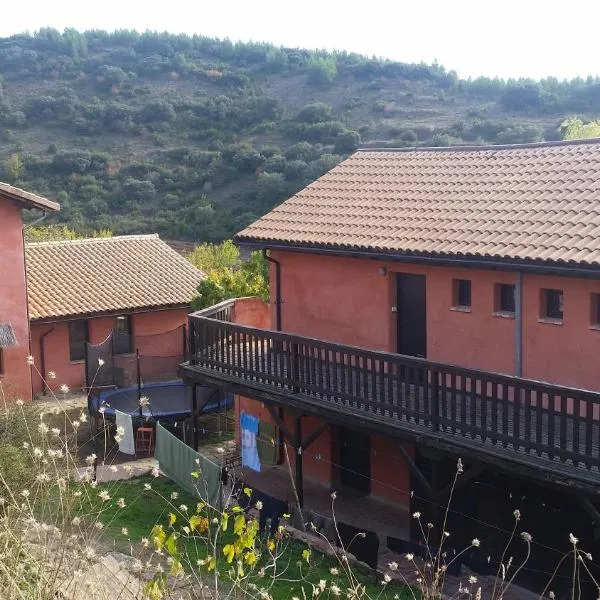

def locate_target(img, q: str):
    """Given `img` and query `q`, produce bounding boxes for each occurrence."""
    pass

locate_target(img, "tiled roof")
[236,139,600,267]
[0,182,60,212]
[26,235,204,320]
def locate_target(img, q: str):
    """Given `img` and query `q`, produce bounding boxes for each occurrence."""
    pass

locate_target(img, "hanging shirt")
[115,410,135,455]
[240,412,261,472]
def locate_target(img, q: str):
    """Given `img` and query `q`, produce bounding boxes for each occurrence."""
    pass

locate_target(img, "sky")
[1,0,599,81]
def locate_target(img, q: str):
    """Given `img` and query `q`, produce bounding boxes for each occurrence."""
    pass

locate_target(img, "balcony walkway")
[184,310,600,492]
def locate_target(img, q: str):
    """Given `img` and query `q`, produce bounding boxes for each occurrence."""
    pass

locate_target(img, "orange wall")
[270,250,516,374]
[235,395,412,505]
[233,297,270,329]
[31,308,190,395]
[0,199,32,402]
[370,436,412,508]
[522,274,600,389]
[270,250,600,390]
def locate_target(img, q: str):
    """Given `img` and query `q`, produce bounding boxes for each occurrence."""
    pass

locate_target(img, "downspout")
[263,249,282,331]
[262,249,285,464]
[515,271,523,377]
[39,326,56,395]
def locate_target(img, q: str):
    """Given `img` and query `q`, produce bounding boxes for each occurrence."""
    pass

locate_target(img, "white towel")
[115,410,135,455]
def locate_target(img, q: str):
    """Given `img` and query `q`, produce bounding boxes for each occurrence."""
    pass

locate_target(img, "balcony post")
[290,341,300,393]
[431,368,440,431]
[295,415,303,507]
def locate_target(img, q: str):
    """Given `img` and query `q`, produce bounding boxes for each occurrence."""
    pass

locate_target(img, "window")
[69,320,86,362]
[591,294,600,327]
[113,315,133,355]
[0,349,4,375]
[496,283,516,314]
[541,289,564,321]
[452,279,471,309]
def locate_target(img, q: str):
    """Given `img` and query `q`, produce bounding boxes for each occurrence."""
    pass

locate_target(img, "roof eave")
[0,183,60,212]
[29,302,193,324]
[234,238,600,278]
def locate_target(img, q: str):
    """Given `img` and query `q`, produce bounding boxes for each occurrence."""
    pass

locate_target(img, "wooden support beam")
[266,404,298,448]
[295,415,304,508]
[439,464,483,500]
[397,443,432,496]
[191,384,198,451]
[300,422,329,451]
[579,497,600,525]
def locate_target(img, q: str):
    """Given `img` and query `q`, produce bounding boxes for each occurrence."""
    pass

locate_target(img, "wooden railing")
[188,312,600,472]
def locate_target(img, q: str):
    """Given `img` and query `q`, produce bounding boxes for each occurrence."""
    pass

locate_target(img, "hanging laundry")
[257,420,278,466]
[155,422,222,508]
[115,410,134,455]
[240,412,261,472]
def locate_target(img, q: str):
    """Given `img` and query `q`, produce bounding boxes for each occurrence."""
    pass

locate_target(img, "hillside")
[1,29,600,241]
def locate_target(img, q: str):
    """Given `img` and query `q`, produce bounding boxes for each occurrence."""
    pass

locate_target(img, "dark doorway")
[339,427,371,494]
[396,273,427,358]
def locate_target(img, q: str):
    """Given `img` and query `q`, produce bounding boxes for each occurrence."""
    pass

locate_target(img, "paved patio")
[230,460,410,541]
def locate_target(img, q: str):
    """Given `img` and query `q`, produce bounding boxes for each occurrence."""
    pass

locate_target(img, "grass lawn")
[81,475,412,600]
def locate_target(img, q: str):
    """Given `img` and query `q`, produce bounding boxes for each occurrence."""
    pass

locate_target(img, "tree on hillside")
[186,239,240,271]
[24,225,113,243]
[4,154,24,182]
[560,117,600,140]
[189,241,269,309]
[307,56,337,86]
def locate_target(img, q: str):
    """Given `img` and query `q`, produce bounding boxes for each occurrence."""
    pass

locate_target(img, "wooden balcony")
[183,301,600,492]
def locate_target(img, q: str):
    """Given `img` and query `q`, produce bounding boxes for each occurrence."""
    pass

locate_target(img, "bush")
[495,124,543,144]
[296,121,347,143]
[401,130,418,143]
[307,56,337,86]
[334,130,361,154]
[284,159,308,181]
[296,102,333,124]
[285,142,321,162]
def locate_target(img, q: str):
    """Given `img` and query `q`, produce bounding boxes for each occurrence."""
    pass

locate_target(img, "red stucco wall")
[270,250,600,390]
[522,274,600,389]
[370,436,412,508]
[233,297,271,329]
[0,199,32,402]
[31,308,190,395]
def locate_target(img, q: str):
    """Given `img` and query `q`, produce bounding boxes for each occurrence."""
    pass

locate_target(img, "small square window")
[452,279,471,309]
[541,289,563,321]
[591,294,600,327]
[496,283,516,314]
[113,315,133,355]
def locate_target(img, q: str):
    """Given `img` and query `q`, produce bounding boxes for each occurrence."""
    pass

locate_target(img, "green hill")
[1,28,600,241]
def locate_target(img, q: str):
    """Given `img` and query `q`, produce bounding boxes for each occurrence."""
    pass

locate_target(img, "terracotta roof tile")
[236,140,600,267]
[26,235,204,320]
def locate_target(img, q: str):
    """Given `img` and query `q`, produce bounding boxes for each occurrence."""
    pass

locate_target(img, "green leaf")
[223,543,235,563]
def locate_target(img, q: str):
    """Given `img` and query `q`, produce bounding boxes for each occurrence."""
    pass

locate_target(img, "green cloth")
[257,420,278,467]
[156,423,221,508]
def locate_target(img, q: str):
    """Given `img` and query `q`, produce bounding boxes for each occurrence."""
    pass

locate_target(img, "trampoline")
[89,380,232,422]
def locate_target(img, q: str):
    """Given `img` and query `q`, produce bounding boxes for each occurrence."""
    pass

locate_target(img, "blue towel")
[241,412,261,472]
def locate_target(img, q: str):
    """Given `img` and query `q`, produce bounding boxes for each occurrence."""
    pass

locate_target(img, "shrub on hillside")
[307,56,337,86]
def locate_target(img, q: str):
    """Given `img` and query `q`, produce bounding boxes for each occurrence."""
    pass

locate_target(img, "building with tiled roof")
[26,234,204,321]
[185,139,600,590]
[237,139,600,270]
[27,234,204,395]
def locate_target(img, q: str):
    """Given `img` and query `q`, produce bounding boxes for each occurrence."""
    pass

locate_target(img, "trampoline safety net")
[86,324,186,390]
